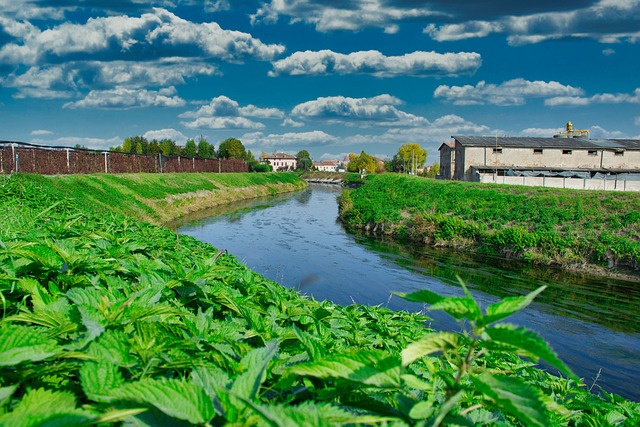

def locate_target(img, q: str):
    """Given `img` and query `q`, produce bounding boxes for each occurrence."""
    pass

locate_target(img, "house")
[261,153,297,171]
[313,160,340,172]
[439,123,640,191]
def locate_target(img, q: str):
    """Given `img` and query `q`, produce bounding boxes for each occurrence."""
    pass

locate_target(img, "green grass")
[0,173,638,425]
[339,174,640,271]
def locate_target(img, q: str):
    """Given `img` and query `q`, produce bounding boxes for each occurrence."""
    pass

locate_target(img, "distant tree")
[182,138,197,157]
[123,136,149,154]
[218,138,247,159]
[110,145,123,152]
[159,139,179,156]
[148,140,161,155]
[74,144,87,150]
[252,163,272,172]
[347,151,377,175]
[394,142,427,174]
[296,150,312,171]
[261,151,268,160]
[122,138,133,153]
[197,137,214,159]
[423,162,440,178]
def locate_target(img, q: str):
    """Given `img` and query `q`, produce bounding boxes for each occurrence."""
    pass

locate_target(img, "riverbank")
[339,174,640,279]
[32,171,308,225]
[1,173,638,425]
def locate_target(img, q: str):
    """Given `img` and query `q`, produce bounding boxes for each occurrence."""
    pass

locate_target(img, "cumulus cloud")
[178,95,285,129]
[282,117,304,127]
[269,50,481,77]
[143,128,189,144]
[30,129,54,136]
[291,95,428,127]
[0,8,285,65]
[424,1,640,45]
[241,130,336,147]
[434,79,584,106]
[251,0,439,32]
[545,88,640,106]
[183,117,265,130]
[519,127,565,137]
[63,86,186,109]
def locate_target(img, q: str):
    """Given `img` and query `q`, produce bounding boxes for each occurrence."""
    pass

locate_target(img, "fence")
[478,173,640,192]
[0,141,248,175]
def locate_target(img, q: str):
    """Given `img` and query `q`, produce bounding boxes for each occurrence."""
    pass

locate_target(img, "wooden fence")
[0,141,248,175]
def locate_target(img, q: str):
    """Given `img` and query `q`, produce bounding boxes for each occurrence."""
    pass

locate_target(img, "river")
[178,184,640,401]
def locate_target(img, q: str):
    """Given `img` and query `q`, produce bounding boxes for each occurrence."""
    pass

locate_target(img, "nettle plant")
[287,282,578,426]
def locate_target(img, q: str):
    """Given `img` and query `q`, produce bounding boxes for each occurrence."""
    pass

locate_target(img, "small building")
[313,160,340,172]
[439,126,640,191]
[261,153,297,171]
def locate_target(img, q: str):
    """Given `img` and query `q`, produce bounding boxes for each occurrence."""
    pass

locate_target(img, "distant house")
[261,153,297,171]
[438,128,640,191]
[313,160,340,172]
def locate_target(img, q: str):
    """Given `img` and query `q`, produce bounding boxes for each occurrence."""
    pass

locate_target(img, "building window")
[615,151,624,156]
[588,150,598,156]
[562,149,572,155]
[492,148,502,154]
[533,148,543,154]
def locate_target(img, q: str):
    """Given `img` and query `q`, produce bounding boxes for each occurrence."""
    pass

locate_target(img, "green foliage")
[182,138,198,157]
[218,137,247,160]
[296,150,312,171]
[1,174,638,426]
[393,142,427,174]
[197,136,214,159]
[347,151,379,174]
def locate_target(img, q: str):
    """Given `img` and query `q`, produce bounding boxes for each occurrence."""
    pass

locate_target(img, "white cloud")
[0,8,285,65]
[241,130,336,147]
[435,79,584,106]
[63,86,186,109]
[30,129,54,136]
[519,128,565,137]
[545,88,640,107]
[291,94,428,127]
[424,1,640,45]
[282,117,304,127]
[251,0,438,32]
[270,50,481,78]
[183,117,265,130]
[143,128,189,144]
[178,96,284,129]
[602,48,616,56]
[635,116,640,126]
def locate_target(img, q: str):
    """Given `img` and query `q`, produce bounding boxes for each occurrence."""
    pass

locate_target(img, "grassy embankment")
[1,173,639,426]
[339,174,640,276]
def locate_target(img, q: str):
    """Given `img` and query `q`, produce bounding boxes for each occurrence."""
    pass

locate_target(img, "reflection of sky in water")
[180,184,640,401]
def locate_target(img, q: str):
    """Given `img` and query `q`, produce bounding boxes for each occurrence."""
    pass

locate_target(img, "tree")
[182,139,197,157]
[218,138,247,159]
[394,142,427,174]
[296,150,312,171]
[423,162,440,178]
[159,139,179,156]
[347,151,378,175]
[197,137,214,159]
[123,136,149,154]
[148,140,161,155]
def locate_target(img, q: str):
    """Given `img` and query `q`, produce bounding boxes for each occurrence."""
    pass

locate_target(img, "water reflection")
[179,184,640,401]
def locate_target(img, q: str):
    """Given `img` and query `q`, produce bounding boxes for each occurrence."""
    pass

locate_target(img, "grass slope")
[0,173,638,426]
[339,174,640,275]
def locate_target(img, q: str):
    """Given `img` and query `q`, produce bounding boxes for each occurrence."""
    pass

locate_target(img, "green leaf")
[80,360,125,402]
[0,324,60,366]
[232,341,279,401]
[86,329,134,367]
[0,385,18,407]
[394,289,444,305]
[430,296,482,322]
[289,349,402,388]
[470,373,550,427]
[482,286,546,326]
[293,325,325,361]
[401,332,460,366]
[0,388,95,427]
[484,323,577,380]
[109,378,215,425]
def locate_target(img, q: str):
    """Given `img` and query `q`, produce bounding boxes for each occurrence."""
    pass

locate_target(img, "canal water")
[178,184,640,401]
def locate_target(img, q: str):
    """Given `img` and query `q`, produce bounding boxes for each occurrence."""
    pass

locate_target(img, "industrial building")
[438,123,640,191]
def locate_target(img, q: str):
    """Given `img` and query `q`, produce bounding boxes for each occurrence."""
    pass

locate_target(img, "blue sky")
[1,1,639,163]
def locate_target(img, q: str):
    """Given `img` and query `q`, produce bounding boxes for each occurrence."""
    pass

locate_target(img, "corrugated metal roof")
[452,136,640,150]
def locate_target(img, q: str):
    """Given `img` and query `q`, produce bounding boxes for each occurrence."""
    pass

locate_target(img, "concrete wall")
[478,173,640,192]
[439,145,454,180]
